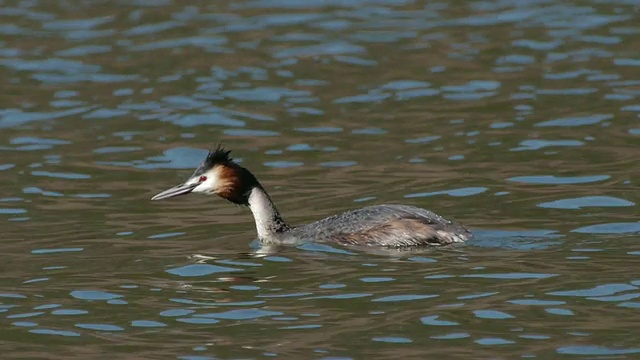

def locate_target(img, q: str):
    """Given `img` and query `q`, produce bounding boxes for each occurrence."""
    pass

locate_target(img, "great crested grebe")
[151,146,473,247]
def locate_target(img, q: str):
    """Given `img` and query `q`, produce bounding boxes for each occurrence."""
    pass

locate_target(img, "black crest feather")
[192,144,232,176]
[205,144,232,168]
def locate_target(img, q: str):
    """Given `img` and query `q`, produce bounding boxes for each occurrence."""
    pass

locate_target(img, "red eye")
[199,176,207,182]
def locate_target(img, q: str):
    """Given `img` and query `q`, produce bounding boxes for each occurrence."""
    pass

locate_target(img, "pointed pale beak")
[151,183,198,200]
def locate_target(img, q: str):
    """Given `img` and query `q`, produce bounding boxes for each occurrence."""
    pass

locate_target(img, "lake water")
[1,0,640,358]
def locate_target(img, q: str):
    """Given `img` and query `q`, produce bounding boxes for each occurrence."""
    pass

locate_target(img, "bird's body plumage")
[273,204,472,247]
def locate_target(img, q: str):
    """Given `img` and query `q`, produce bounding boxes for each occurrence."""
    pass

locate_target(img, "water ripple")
[538,196,634,209]
[508,175,610,185]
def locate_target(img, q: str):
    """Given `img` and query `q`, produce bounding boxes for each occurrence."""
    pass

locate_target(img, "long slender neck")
[247,186,290,240]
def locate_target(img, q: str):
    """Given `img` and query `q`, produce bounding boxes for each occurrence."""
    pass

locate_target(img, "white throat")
[247,187,289,241]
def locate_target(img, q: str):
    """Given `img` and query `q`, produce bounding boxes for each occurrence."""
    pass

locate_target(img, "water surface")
[1,0,639,358]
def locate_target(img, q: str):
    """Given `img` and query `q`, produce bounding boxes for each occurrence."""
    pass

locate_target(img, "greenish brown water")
[1,0,640,359]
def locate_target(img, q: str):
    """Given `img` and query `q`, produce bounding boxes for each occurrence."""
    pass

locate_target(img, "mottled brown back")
[333,217,457,247]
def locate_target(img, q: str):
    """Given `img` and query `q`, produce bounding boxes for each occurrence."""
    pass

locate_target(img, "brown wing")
[332,217,460,247]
